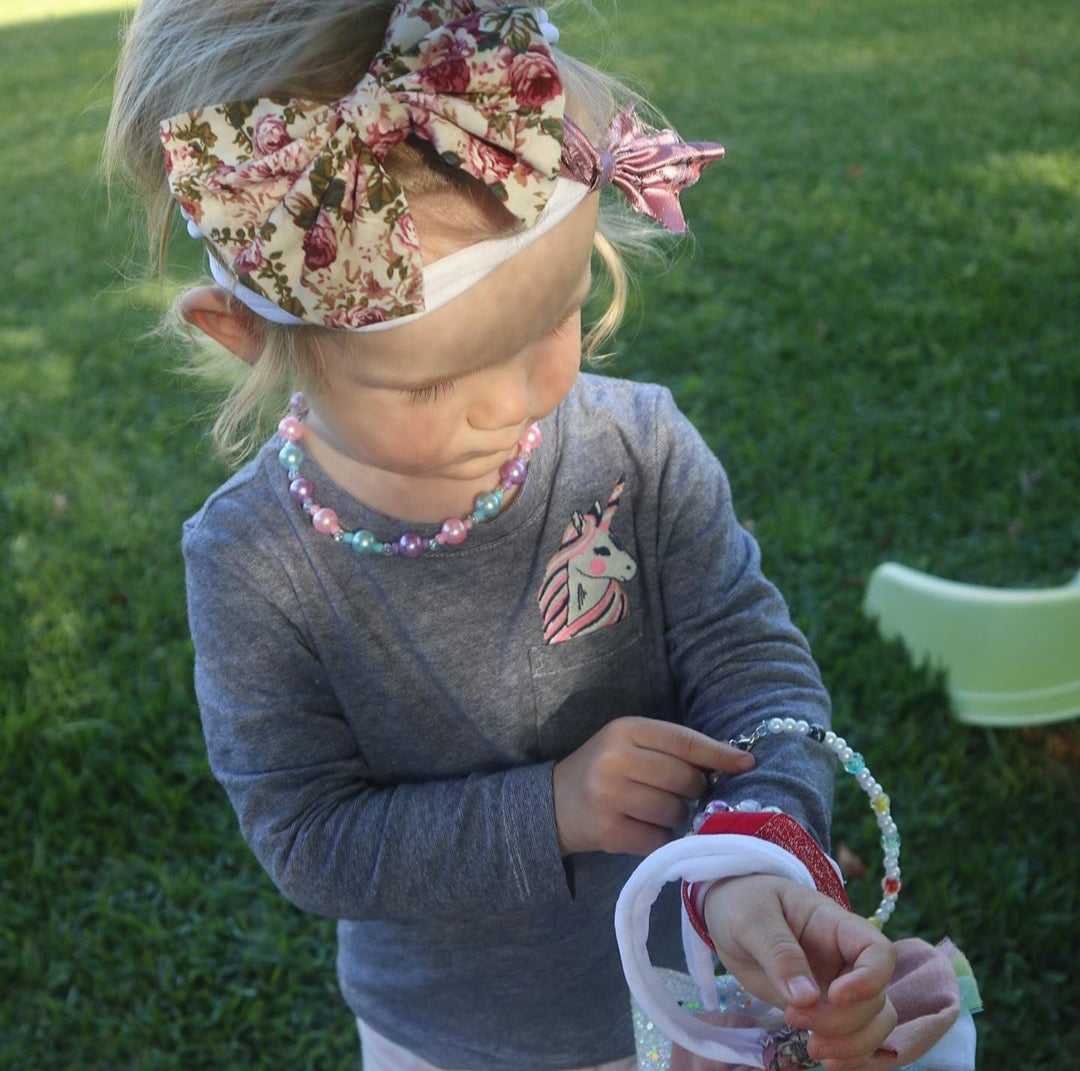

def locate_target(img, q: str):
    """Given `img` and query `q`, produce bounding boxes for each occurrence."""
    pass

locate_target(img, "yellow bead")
[867,915,883,929]
[872,793,891,814]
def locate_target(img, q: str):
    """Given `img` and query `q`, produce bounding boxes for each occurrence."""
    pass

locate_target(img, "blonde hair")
[105,0,668,462]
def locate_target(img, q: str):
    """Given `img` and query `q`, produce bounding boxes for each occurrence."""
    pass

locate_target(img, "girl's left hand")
[703,874,898,1070]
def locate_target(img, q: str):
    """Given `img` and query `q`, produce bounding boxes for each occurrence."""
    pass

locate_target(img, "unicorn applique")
[538,478,638,645]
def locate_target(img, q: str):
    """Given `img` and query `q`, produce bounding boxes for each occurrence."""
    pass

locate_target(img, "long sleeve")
[649,389,835,845]
[184,497,573,923]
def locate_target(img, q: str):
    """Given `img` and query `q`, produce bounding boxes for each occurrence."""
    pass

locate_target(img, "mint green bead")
[278,442,304,470]
[881,830,902,853]
[844,752,866,775]
[473,491,502,520]
[351,530,380,554]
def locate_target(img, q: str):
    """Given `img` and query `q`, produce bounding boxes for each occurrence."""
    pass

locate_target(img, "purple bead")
[499,457,528,486]
[289,477,314,504]
[397,532,425,558]
[289,392,308,415]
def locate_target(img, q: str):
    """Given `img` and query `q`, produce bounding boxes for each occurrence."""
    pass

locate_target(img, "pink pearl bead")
[278,416,303,442]
[519,424,542,451]
[440,518,468,545]
[499,457,528,486]
[312,507,340,534]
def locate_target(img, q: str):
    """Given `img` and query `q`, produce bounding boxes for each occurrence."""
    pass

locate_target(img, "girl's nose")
[467,363,532,431]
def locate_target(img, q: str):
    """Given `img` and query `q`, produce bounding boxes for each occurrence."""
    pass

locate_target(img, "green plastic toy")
[863,562,1080,727]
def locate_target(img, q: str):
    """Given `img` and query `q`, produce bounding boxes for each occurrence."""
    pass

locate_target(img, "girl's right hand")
[551,717,755,856]
[704,875,898,1070]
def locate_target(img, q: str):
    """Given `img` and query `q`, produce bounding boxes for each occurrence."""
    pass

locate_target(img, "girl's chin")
[451,443,520,471]
[382,455,509,483]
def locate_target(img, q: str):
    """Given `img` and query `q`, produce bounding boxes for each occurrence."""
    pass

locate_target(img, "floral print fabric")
[159,0,565,328]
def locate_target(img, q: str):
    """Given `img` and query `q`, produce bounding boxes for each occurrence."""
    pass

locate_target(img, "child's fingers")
[612,816,679,856]
[619,779,695,832]
[825,919,897,1005]
[786,989,893,1039]
[803,996,898,1069]
[624,717,756,775]
[624,747,710,800]
[717,902,821,1009]
[552,718,754,856]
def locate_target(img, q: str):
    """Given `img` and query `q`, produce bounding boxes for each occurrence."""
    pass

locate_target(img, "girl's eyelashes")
[402,306,578,403]
[406,379,457,404]
[547,310,577,338]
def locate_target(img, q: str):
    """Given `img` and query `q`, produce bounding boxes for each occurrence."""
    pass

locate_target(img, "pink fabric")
[666,938,961,1071]
[875,937,962,1068]
[357,1019,638,1071]
[560,109,725,234]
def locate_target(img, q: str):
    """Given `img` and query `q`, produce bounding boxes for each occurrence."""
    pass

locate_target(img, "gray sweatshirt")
[183,374,834,1071]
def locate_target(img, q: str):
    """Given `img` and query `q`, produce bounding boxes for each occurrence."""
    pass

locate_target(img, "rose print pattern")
[159,0,566,328]
[508,47,563,108]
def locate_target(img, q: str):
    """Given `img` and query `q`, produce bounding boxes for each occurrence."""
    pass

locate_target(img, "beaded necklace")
[277,393,542,558]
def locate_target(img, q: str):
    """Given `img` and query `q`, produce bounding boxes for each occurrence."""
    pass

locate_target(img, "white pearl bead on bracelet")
[721,717,902,928]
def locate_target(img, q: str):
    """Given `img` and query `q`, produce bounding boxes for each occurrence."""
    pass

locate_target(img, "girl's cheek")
[531,334,580,401]
[551,346,583,402]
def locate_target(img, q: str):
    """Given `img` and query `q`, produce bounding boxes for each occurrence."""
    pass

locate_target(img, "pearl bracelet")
[704,717,902,928]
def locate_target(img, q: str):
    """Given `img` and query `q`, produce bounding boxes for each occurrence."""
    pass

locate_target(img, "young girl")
[107,2,903,1068]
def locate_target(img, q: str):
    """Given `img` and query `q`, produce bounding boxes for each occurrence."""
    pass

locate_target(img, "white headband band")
[614,834,819,1067]
[197,177,590,333]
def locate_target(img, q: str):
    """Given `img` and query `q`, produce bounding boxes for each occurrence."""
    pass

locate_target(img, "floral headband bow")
[160,0,725,331]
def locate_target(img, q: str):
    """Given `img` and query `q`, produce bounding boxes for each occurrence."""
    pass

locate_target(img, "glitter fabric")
[631,969,772,1071]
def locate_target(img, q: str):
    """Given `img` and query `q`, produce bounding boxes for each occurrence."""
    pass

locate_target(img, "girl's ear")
[178,286,264,365]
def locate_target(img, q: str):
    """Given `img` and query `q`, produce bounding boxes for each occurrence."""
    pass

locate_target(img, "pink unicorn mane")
[538,479,633,645]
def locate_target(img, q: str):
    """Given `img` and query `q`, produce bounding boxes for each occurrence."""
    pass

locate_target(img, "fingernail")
[786,975,818,1002]
[737,751,755,768]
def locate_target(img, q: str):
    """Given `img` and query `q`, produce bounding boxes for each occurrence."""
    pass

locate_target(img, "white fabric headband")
[193,176,590,332]
[613,834,819,1067]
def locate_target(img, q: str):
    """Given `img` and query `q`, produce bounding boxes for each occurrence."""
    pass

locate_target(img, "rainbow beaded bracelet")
[711,717,902,928]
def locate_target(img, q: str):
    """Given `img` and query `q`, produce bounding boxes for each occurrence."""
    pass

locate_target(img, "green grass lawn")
[2,1,1078,1068]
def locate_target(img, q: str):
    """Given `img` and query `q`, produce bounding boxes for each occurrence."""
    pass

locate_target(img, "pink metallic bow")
[561,108,725,233]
